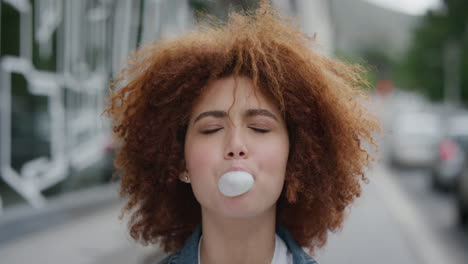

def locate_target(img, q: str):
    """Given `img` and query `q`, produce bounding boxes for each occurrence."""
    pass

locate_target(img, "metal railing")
[0,0,194,211]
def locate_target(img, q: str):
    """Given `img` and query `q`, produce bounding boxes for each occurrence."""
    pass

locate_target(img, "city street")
[316,163,468,264]
[390,166,468,264]
[1,0,467,263]
[1,162,467,264]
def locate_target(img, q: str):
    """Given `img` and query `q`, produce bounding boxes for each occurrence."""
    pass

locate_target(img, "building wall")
[273,0,335,56]
[0,0,194,209]
[330,0,421,58]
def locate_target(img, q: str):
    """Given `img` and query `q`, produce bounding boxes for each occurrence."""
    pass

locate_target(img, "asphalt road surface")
[0,163,467,264]
[389,165,468,264]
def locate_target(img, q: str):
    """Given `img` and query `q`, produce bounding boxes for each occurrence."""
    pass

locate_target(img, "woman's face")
[183,76,289,219]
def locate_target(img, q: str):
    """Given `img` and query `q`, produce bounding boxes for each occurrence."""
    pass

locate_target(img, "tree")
[398,0,468,106]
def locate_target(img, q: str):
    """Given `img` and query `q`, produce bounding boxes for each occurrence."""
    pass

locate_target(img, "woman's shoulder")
[276,225,318,264]
[153,251,180,264]
[154,225,202,264]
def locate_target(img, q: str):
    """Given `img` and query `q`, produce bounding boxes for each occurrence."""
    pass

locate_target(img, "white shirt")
[197,234,293,264]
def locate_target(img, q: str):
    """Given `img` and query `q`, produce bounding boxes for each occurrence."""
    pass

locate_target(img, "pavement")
[0,163,458,264]
[0,184,163,264]
[315,164,450,264]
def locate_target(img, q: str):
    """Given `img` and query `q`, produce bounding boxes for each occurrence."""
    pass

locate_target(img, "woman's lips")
[224,167,255,180]
[226,167,249,173]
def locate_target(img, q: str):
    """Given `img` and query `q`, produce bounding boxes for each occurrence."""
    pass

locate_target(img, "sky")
[364,0,443,15]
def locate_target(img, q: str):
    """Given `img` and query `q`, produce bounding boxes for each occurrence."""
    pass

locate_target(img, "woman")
[105,2,380,264]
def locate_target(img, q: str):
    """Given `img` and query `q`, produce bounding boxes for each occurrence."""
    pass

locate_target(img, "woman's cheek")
[186,141,218,176]
[261,138,289,165]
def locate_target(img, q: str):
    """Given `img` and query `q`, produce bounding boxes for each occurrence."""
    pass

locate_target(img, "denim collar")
[161,224,318,264]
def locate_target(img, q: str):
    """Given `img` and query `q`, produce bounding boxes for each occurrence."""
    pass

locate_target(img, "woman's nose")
[224,131,249,159]
[225,149,248,159]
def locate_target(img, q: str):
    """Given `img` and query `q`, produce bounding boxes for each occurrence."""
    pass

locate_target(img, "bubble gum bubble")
[218,171,254,197]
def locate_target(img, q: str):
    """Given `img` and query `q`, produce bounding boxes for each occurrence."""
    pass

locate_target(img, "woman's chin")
[218,196,273,219]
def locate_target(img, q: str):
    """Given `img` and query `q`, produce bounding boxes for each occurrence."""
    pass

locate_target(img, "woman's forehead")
[193,76,276,111]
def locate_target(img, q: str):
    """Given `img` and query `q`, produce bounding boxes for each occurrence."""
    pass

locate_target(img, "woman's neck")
[199,208,277,264]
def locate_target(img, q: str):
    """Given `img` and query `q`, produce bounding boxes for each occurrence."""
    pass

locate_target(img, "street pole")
[443,39,461,120]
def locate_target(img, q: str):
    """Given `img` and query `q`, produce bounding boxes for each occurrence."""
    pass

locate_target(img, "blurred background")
[0,0,467,263]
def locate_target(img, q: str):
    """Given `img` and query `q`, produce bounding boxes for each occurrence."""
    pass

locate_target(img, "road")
[316,163,467,264]
[0,163,467,264]
[390,166,468,264]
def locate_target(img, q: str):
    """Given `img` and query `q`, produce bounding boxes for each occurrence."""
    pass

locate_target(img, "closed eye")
[250,127,270,133]
[201,128,223,134]
[201,127,270,134]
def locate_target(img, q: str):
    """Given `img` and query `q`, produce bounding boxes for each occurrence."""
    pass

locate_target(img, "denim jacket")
[156,224,318,264]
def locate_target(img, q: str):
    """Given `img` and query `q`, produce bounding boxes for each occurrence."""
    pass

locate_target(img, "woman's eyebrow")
[245,109,279,121]
[193,109,279,124]
[193,110,227,124]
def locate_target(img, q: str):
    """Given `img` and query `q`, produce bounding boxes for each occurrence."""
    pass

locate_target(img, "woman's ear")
[179,171,191,183]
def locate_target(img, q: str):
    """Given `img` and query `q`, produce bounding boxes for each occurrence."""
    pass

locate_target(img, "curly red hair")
[105,2,380,255]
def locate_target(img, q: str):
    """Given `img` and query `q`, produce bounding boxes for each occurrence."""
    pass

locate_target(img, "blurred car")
[455,159,468,226]
[389,112,442,168]
[431,115,468,191]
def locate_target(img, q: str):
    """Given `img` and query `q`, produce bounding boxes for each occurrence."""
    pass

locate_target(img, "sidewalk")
[315,165,419,263]
[0,184,164,264]
[315,164,451,264]
[0,164,451,264]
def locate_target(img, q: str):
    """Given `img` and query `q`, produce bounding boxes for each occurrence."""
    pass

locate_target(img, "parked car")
[431,115,468,191]
[455,159,468,226]
[389,112,442,168]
